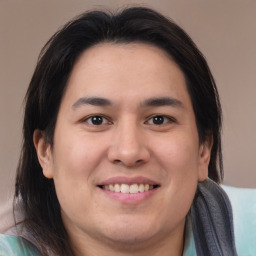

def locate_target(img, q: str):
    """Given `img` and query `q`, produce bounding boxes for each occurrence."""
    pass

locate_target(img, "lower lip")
[99,187,159,204]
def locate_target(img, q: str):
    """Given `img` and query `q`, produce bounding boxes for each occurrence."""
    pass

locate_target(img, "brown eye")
[86,116,108,125]
[147,115,174,126]
[152,116,165,125]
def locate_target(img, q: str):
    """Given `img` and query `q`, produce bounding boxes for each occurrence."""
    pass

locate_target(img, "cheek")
[51,135,106,210]
[53,133,107,179]
[151,133,199,214]
[152,133,199,176]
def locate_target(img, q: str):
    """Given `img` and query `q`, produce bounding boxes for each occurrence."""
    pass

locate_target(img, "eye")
[84,115,110,126]
[146,115,174,125]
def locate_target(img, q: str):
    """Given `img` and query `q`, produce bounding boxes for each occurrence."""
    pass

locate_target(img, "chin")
[99,217,162,248]
[103,231,156,249]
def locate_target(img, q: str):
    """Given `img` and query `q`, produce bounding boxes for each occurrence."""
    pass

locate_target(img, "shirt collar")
[183,215,197,256]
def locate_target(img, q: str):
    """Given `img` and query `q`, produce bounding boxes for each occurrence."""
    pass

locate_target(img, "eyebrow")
[141,97,183,108]
[72,96,183,109]
[72,97,112,109]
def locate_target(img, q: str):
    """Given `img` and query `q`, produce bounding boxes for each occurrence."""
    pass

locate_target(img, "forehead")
[61,42,191,109]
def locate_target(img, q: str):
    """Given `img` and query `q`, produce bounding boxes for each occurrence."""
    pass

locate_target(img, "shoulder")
[222,185,256,255]
[0,234,42,256]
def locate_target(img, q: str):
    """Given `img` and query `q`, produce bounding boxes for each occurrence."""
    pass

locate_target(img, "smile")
[99,184,159,194]
[97,176,160,203]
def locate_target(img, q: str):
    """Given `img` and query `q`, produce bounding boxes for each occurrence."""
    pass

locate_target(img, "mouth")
[97,183,160,194]
[97,176,160,203]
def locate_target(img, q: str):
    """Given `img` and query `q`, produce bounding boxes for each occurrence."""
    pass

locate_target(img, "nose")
[107,122,150,167]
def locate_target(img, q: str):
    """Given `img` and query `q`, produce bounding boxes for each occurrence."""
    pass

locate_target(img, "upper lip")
[98,176,160,186]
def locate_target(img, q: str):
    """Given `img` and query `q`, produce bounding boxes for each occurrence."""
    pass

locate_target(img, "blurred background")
[1,0,255,206]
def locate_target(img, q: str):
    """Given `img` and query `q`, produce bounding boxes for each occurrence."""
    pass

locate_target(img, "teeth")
[130,184,138,194]
[102,184,156,193]
[138,184,145,193]
[120,184,130,193]
[114,184,121,192]
[104,185,110,191]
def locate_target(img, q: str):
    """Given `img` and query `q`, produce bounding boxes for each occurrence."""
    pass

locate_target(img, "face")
[35,43,211,251]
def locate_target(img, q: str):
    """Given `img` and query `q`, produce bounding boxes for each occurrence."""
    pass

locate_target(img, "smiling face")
[34,43,211,255]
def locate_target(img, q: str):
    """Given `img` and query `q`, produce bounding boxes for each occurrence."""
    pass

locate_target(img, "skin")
[34,43,212,256]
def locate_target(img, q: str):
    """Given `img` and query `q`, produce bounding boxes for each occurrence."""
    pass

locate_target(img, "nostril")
[112,158,144,167]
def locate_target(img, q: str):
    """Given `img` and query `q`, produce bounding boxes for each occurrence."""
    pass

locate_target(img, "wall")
[0,0,255,205]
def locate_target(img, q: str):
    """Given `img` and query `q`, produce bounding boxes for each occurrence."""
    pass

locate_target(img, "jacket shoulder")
[222,185,256,255]
[0,234,41,256]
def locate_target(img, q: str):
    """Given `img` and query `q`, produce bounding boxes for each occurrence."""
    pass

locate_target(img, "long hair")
[15,7,223,255]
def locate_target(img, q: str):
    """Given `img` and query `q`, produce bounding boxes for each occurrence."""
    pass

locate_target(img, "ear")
[198,134,213,182]
[33,129,54,179]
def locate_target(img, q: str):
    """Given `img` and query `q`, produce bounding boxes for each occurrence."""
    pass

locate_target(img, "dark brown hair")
[15,7,223,255]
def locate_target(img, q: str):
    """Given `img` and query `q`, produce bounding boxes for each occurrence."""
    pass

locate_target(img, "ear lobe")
[33,129,54,179]
[198,134,213,182]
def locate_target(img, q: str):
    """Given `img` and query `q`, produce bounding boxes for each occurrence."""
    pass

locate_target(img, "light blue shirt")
[0,234,41,255]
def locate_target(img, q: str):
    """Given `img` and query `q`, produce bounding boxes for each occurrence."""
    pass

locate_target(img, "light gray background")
[1,0,256,206]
